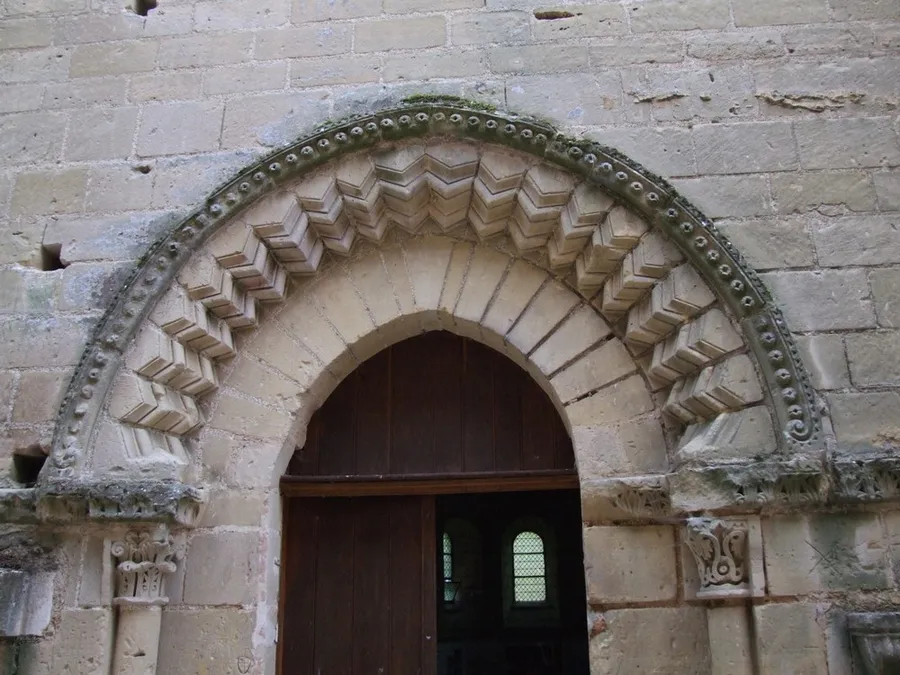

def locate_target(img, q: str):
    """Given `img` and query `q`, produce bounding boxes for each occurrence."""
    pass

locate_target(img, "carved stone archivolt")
[45,97,822,485]
[684,518,749,597]
[111,527,182,606]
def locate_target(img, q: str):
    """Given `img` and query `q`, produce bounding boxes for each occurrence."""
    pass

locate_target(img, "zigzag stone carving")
[47,97,822,476]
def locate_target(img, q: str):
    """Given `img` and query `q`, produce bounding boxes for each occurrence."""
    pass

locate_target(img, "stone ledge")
[0,480,206,526]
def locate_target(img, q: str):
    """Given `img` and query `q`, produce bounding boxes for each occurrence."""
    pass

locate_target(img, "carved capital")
[847,612,900,675]
[684,517,749,598]
[111,526,183,606]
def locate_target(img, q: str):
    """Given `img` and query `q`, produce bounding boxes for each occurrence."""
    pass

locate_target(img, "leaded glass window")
[442,532,456,603]
[512,531,546,603]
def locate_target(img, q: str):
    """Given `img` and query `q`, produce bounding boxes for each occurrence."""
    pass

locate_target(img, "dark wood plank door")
[281,496,437,675]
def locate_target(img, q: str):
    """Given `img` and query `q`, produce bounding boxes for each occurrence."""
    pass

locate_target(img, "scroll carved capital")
[684,517,749,598]
[111,526,183,606]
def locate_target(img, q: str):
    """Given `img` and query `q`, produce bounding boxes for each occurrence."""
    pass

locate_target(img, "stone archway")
[17,99,833,675]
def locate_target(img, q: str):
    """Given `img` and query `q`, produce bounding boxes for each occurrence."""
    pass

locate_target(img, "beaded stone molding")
[47,98,822,476]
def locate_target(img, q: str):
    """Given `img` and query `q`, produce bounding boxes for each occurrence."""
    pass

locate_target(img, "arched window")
[442,532,456,603]
[512,531,546,604]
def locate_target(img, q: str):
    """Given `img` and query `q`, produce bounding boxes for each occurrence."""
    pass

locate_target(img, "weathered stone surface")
[871,268,900,328]
[50,608,113,674]
[773,171,877,214]
[827,392,900,452]
[572,417,668,477]
[761,270,876,331]
[754,603,828,675]
[565,374,655,427]
[156,609,255,675]
[813,215,900,267]
[796,334,850,390]
[182,531,259,605]
[677,406,777,463]
[584,525,677,603]
[795,118,900,170]
[589,607,711,675]
[12,371,67,424]
[0,316,90,368]
[693,121,798,174]
[847,332,900,387]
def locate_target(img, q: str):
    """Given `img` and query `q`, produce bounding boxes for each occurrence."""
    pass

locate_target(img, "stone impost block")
[706,606,754,675]
[584,525,677,603]
[676,405,777,464]
[572,417,668,479]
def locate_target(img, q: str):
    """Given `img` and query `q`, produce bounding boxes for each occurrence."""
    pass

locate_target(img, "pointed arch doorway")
[279,331,590,674]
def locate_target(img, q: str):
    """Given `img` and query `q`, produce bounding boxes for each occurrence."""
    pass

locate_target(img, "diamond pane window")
[512,531,546,603]
[442,532,455,603]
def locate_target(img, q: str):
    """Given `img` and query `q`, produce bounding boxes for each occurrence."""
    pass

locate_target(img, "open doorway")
[437,490,589,675]
[279,332,590,674]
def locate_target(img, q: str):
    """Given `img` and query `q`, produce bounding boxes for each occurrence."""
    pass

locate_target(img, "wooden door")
[280,495,437,675]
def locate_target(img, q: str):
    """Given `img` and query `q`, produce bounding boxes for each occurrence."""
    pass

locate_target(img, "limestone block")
[12,370,67,424]
[871,268,900,329]
[347,252,401,328]
[156,609,254,675]
[178,255,258,330]
[707,606,754,675]
[183,531,259,605]
[649,309,743,384]
[549,183,614,266]
[676,405,777,463]
[245,322,327,396]
[574,417,669,479]
[584,525,677,603]
[126,327,218,396]
[565,374,655,427]
[624,264,717,345]
[577,206,649,290]
[336,154,389,241]
[296,171,356,254]
[506,281,581,355]
[765,514,890,596]
[207,393,293,440]
[603,231,684,315]
[665,354,764,424]
[152,286,235,360]
[551,338,636,404]
[374,144,429,232]
[755,603,827,675]
[847,331,900,387]
[354,15,446,52]
[469,150,530,238]
[120,425,188,465]
[589,607,711,675]
[480,259,546,338]
[311,272,374,347]
[826,391,900,452]
[455,247,509,323]
[108,373,203,435]
[49,608,113,675]
[531,305,612,376]
[225,358,304,411]
[508,165,574,249]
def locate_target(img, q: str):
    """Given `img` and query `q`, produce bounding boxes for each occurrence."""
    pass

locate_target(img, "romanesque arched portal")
[6,99,862,675]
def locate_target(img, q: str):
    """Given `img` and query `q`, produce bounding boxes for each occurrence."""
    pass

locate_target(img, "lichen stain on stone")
[757,91,866,112]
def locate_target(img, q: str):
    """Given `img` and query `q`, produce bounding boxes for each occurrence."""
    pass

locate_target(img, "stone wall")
[1,1,899,674]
